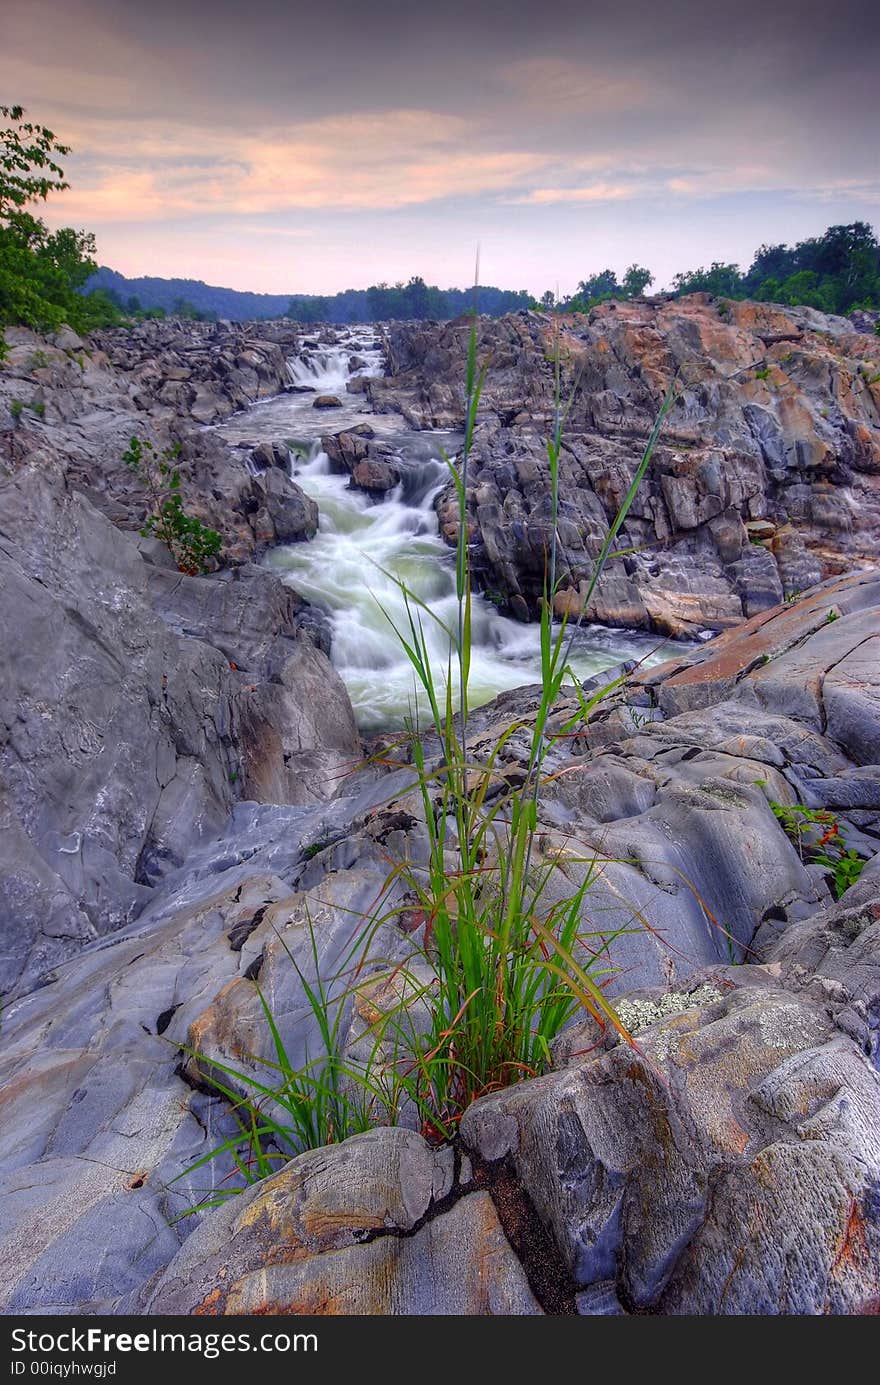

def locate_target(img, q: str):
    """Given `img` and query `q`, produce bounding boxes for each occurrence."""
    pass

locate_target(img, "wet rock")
[313,394,343,408]
[250,440,291,471]
[322,429,370,473]
[350,457,401,494]
[254,467,319,542]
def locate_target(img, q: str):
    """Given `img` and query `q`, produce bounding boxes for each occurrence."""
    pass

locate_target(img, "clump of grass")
[179,310,674,1204]
[173,911,399,1212]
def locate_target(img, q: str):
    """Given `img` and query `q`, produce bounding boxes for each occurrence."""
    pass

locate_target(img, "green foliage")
[0,104,123,333]
[672,261,746,298]
[753,365,772,380]
[88,267,534,325]
[285,294,331,325]
[362,276,532,323]
[769,800,865,899]
[172,913,385,1211]
[672,223,880,314]
[621,264,654,297]
[0,104,69,214]
[122,436,222,574]
[563,264,654,314]
[8,395,43,420]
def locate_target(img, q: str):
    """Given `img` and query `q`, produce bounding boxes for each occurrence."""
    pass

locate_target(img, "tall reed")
[179,311,674,1202]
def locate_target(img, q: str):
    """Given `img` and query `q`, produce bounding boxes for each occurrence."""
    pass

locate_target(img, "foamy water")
[218,328,671,731]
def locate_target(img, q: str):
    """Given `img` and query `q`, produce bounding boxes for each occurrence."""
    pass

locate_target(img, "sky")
[2,0,879,297]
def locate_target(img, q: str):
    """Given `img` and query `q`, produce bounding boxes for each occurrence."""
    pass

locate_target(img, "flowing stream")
[216,328,669,732]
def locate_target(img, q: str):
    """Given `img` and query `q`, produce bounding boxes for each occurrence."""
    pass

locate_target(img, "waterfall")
[217,328,667,732]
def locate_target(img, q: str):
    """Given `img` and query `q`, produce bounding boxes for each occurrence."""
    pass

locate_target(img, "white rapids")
[217,328,672,732]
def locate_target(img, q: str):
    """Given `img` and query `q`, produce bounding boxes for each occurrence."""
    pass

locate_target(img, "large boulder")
[461,973,880,1314]
[0,467,358,994]
[142,1128,541,1315]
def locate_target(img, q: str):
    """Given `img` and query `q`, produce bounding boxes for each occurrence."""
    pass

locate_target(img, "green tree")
[673,223,880,313]
[576,268,620,302]
[621,263,654,298]
[0,104,121,332]
[672,261,745,298]
[286,294,330,324]
[122,436,222,574]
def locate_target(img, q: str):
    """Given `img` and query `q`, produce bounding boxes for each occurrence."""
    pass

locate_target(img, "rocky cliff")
[370,296,880,636]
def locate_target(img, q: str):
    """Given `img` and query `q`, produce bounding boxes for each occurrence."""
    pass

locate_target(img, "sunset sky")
[3,0,878,297]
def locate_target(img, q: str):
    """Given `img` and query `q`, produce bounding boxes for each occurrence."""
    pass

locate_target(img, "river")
[215,327,671,732]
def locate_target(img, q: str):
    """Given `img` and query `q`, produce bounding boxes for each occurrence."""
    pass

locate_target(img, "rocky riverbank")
[0,318,319,562]
[0,309,878,1315]
[369,297,880,635]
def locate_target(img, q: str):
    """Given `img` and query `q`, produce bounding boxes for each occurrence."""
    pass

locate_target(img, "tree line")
[542,224,880,317]
[2,104,878,338]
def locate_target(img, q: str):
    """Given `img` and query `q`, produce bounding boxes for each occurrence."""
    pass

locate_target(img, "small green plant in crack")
[768,799,865,899]
[627,707,654,730]
[123,435,222,575]
[8,396,43,419]
[753,365,772,381]
[302,838,333,860]
[26,348,50,371]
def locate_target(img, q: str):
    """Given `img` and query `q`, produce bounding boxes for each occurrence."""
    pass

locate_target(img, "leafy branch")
[123,436,222,575]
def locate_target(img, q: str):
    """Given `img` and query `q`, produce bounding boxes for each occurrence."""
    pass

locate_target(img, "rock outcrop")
[0,566,877,1313]
[0,464,358,995]
[370,298,880,635]
[0,319,317,563]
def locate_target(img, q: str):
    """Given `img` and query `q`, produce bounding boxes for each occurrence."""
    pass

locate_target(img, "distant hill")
[86,268,292,321]
[85,267,533,324]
